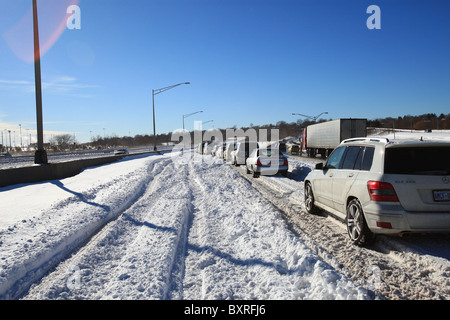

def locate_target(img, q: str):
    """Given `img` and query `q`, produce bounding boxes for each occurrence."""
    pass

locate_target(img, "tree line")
[3,112,448,152]
[83,112,450,149]
[268,113,450,139]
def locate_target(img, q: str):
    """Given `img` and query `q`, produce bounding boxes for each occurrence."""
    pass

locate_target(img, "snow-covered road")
[0,152,370,300]
[1,149,449,300]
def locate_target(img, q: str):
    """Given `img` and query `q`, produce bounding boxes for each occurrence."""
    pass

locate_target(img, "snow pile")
[0,152,369,300]
[0,154,159,298]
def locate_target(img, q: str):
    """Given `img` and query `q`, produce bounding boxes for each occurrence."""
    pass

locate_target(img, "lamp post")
[152,82,190,151]
[19,124,23,148]
[33,0,47,164]
[203,120,214,128]
[183,110,203,130]
[26,129,30,149]
[8,130,11,152]
[292,112,328,122]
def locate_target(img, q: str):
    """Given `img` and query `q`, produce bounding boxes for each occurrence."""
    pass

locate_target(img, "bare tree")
[54,134,76,150]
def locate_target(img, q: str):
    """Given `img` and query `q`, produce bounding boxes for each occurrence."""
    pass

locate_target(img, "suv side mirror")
[315,163,324,170]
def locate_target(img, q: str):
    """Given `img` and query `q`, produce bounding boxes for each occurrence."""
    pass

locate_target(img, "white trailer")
[302,118,367,158]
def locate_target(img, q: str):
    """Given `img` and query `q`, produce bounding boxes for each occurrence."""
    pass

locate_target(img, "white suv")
[304,137,450,245]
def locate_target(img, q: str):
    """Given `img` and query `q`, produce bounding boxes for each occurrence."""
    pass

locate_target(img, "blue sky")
[1,0,450,144]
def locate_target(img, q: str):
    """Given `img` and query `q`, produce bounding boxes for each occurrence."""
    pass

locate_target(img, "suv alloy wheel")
[346,199,375,246]
[304,182,319,214]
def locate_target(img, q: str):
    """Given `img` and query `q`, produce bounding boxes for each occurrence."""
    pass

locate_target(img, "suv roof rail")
[341,137,390,144]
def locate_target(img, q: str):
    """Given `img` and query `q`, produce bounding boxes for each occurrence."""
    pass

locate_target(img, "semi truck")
[302,118,367,158]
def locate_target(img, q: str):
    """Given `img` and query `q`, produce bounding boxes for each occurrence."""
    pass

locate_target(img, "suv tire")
[346,199,375,246]
[304,182,319,214]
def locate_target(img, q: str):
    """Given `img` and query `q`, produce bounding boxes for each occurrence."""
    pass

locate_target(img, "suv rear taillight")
[256,160,262,166]
[283,159,288,166]
[367,181,399,202]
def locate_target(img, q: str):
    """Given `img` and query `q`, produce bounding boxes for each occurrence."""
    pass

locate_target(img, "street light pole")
[183,110,203,130]
[202,120,214,127]
[152,82,190,151]
[292,112,328,122]
[152,89,156,150]
[8,130,11,152]
[19,124,22,148]
[33,0,47,164]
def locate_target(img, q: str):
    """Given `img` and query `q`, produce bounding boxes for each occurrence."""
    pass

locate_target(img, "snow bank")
[0,154,161,299]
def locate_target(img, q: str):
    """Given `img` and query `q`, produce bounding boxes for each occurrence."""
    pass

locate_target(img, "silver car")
[246,147,288,178]
[304,137,450,245]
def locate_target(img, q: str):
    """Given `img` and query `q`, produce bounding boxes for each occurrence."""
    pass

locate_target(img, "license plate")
[433,190,450,202]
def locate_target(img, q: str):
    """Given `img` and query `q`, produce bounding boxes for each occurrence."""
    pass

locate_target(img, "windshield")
[384,146,450,175]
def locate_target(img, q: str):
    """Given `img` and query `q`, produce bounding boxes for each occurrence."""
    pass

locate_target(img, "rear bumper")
[363,202,450,234]
[253,165,288,175]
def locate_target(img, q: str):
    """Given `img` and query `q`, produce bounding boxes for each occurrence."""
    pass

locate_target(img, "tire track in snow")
[179,156,369,300]
[21,156,173,299]
[98,158,193,300]
[163,157,216,299]
[180,160,216,300]
[157,160,194,300]
[2,155,168,300]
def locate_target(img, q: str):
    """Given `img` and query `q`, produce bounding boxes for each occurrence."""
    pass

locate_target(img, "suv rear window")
[384,146,450,175]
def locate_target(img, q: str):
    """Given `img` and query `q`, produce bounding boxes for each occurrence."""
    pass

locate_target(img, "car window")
[250,149,257,157]
[325,146,346,169]
[361,147,375,171]
[342,146,362,169]
[354,146,364,170]
[384,146,450,175]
